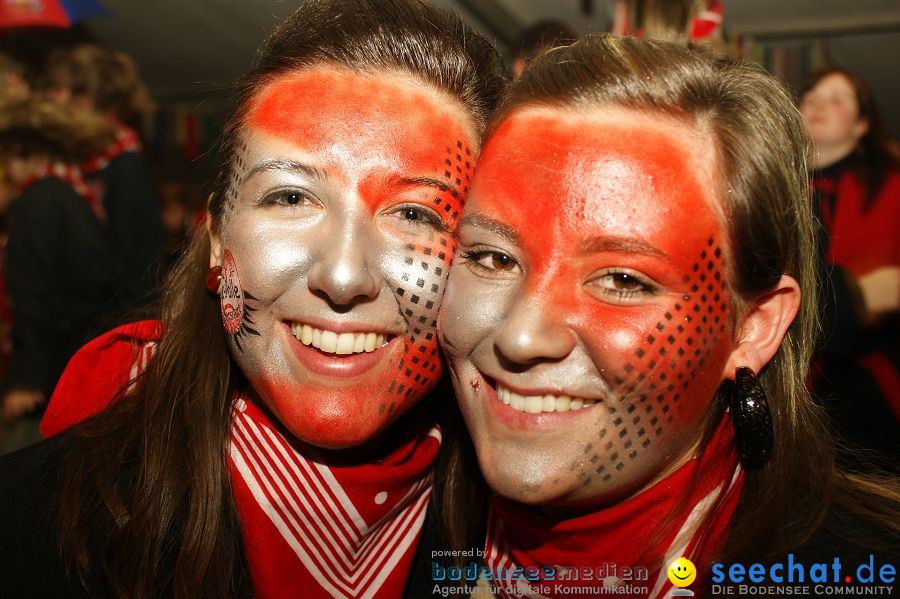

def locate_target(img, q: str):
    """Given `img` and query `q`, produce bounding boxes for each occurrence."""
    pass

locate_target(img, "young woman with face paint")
[0,1,505,597]
[435,35,900,599]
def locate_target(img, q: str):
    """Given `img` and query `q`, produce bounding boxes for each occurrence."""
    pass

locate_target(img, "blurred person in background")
[611,0,725,53]
[800,68,900,469]
[43,44,166,314]
[0,98,115,455]
[0,52,30,101]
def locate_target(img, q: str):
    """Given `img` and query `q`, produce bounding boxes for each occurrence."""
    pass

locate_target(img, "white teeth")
[291,322,391,355]
[335,332,354,354]
[542,395,556,412]
[525,395,543,414]
[496,384,596,414]
[320,330,338,353]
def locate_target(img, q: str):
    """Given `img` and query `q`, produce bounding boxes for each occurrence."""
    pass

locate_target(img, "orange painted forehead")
[245,67,475,176]
[469,106,726,265]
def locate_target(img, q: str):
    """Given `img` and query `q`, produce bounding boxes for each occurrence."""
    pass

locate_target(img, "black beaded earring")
[724,367,774,469]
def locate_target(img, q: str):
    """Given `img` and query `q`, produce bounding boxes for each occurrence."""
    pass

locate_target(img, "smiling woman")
[210,66,475,449]
[434,34,900,599]
[0,1,505,597]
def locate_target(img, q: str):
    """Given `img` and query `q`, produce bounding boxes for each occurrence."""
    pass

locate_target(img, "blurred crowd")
[0,44,199,454]
[0,0,897,472]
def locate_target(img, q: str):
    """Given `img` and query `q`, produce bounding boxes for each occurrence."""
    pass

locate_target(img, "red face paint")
[441,106,737,509]
[219,68,476,449]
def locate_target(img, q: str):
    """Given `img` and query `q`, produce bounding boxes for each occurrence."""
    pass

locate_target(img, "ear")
[722,275,801,379]
[207,199,223,269]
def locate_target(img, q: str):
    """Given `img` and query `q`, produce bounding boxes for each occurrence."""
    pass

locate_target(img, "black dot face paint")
[442,106,739,509]
[585,238,731,485]
[384,143,473,414]
[214,68,477,449]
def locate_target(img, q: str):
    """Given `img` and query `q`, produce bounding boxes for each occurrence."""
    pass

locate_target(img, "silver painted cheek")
[440,266,514,362]
[380,235,448,334]
[220,213,319,305]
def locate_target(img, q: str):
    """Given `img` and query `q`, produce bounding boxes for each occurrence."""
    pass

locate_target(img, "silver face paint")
[214,68,476,449]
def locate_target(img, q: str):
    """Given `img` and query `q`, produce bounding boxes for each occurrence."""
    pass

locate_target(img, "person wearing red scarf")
[800,68,900,468]
[0,2,506,597]
[43,44,167,311]
[0,98,115,454]
[431,35,900,599]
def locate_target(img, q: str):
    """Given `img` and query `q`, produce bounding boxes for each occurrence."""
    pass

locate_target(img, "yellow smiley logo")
[667,557,696,587]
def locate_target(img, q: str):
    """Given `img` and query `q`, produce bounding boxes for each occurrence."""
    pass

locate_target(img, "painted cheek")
[377,138,475,409]
[218,250,261,350]
[579,237,732,484]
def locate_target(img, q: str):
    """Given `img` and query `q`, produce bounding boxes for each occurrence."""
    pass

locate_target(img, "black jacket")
[89,152,166,311]
[4,178,115,398]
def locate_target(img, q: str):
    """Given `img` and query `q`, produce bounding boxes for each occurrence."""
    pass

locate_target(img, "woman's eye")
[403,207,423,221]
[607,273,644,291]
[591,270,657,301]
[260,188,316,208]
[388,204,445,230]
[462,249,521,275]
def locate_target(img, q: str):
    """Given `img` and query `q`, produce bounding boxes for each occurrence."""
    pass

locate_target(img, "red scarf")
[41,320,440,598]
[483,418,742,599]
[18,161,106,223]
[81,124,142,175]
[230,397,439,598]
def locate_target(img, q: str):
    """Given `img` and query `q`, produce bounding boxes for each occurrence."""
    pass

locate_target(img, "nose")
[493,293,577,366]
[802,94,824,113]
[307,215,380,306]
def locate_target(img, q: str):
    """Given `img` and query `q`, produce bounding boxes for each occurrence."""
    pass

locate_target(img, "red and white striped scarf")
[81,124,142,175]
[18,161,106,223]
[40,320,441,597]
[229,397,440,599]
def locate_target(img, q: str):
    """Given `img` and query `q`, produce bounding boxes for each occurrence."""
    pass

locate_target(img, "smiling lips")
[495,383,599,414]
[290,322,391,355]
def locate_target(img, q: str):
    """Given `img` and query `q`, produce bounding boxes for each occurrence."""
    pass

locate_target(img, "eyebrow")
[578,235,670,261]
[244,158,328,182]
[400,176,453,193]
[458,213,521,244]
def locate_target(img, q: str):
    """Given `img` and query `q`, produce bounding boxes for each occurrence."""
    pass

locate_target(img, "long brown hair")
[58,1,505,597]
[801,67,900,211]
[438,33,899,568]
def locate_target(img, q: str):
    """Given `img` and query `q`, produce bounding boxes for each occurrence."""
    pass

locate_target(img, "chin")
[301,409,394,449]
[480,457,568,506]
